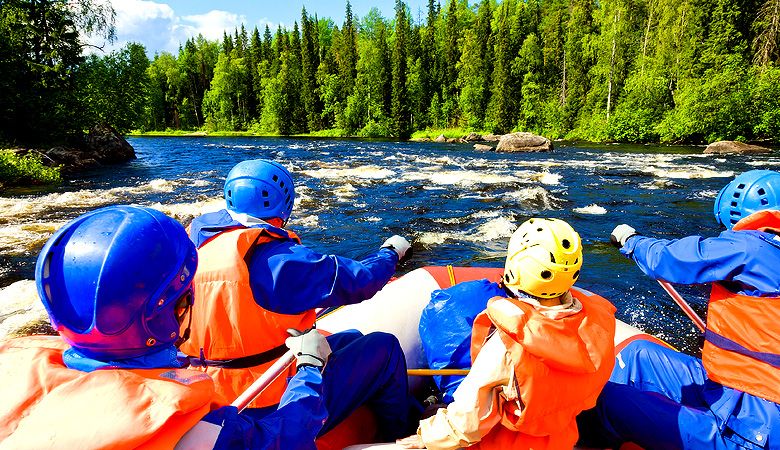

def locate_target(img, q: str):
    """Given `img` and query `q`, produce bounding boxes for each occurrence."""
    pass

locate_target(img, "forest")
[3,0,780,145]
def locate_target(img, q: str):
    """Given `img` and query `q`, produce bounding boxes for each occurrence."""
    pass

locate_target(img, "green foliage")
[0,151,62,186]
[0,0,115,146]
[10,0,780,144]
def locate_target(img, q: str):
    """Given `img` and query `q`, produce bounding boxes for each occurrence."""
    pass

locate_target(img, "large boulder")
[462,132,483,142]
[704,141,772,155]
[433,134,447,143]
[496,132,553,152]
[40,123,136,173]
[85,123,136,164]
[482,134,502,142]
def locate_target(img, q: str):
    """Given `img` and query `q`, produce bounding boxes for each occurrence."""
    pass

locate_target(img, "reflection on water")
[1,136,777,354]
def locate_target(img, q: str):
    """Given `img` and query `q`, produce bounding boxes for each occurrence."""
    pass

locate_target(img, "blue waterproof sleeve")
[248,241,399,314]
[621,230,780,296]
[207,366,326,450]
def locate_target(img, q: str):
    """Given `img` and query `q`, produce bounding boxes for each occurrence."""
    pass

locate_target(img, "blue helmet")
[35,205,198,360]
[224,159,295,224]
[714,170,780,229]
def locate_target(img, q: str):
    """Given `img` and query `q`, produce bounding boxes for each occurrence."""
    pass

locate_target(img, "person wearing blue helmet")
[182,159,416,441]
[577,170,780,449]
[0,205,333,449]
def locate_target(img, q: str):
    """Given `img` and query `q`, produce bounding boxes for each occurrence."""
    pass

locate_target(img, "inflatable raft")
[314,266,668,449]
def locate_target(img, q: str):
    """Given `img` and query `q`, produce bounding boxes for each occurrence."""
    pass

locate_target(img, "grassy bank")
[128,127,489,140]
[0,150,61,187]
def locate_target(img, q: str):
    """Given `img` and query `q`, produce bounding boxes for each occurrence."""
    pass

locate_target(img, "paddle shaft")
[657,280,706,332]
[231,350,296,412]
[407,368,470,376]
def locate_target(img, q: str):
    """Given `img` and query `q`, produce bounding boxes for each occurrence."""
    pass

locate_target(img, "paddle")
[656,280,706,333]
[232,309,332,412]
[407,368,470,376]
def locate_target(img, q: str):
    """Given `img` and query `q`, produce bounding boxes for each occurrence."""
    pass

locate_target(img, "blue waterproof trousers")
[244,329,414,442]
[579,340,780,449]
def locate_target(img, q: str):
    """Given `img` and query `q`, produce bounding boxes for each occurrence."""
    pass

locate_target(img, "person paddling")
[399,218,616,449]
[180,159,415,441]
[581,169,780,449]
[0,205,332,449]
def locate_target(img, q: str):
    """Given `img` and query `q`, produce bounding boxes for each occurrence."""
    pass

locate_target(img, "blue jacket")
[207,366,326,450]
[419,279,507,402]
[190,209,399,314]
[621,229,780,297]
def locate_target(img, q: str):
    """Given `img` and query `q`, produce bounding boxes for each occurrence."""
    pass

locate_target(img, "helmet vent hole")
[758,188,766,195]
[733,192,741,198]
[272,175,279,182]
[731,201,737,207]
[504,273,511,282]
[738,183,745,189]
[730,211,741,217]
[762,198,769,205]
[264,201,270,207]
[562,239,570,249]
[228,200,233,207]
[537,228,543,232]
[227,190,232,197]
[262,190,269,198]
[280,181,285,187]
[541,270,552,280]
[573,270,580,279]
[549,252,556,263]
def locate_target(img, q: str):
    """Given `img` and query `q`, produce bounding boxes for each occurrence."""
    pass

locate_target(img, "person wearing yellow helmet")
[404,218,616,450]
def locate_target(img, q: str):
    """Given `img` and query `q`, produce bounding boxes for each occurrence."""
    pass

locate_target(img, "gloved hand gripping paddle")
[285,327,332,369]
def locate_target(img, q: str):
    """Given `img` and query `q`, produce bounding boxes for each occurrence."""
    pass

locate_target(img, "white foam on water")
[747,160,780,166]
[573,204,607,215]
[417,216,516,246]
[532,171,562,186]
[0,178,201,222]
[0,280,48,340]
[693,190,719,199]
[401,170,521,186]
[149,198,224,225]
[293,214,319,228]
[333,183,358,200]
[361,216,382,222]
[301,165,395,181]
[643,167,733,179]
[640,179,677,190]
[502,186,562,210]
[0,222,67,256]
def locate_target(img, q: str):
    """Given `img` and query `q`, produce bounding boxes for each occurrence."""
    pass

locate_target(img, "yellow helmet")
[503,218,582,299]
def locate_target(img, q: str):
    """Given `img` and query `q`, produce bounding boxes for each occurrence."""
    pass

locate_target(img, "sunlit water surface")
[3,137,778,354]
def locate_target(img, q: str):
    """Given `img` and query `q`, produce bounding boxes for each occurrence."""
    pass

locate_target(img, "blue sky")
[99,0,431,55]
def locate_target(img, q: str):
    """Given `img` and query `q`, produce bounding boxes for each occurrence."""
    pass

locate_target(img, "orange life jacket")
[180,226,316,408]
[468,287,617,450]
[702,209,780,404]
[0,336,222,450]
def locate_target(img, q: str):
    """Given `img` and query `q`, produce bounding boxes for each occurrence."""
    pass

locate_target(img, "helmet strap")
[174,294,194,348]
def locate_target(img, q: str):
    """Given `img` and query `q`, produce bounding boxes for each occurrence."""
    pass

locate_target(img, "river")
[2,136,778,353]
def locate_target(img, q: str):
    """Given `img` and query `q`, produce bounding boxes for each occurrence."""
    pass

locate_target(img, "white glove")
[610,224,638,248]
[382,235,411,260]
[285,328,332,369]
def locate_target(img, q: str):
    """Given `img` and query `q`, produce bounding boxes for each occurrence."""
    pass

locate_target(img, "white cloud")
[181,10,246,41]
[87,0,248,55]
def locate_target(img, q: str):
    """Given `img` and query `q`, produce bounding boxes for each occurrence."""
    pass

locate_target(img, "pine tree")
[392,0,411,138]
[301,7,323,131]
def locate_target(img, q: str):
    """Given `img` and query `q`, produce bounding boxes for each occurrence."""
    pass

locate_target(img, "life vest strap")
[705,329,780,369]
[186,343,288,369]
